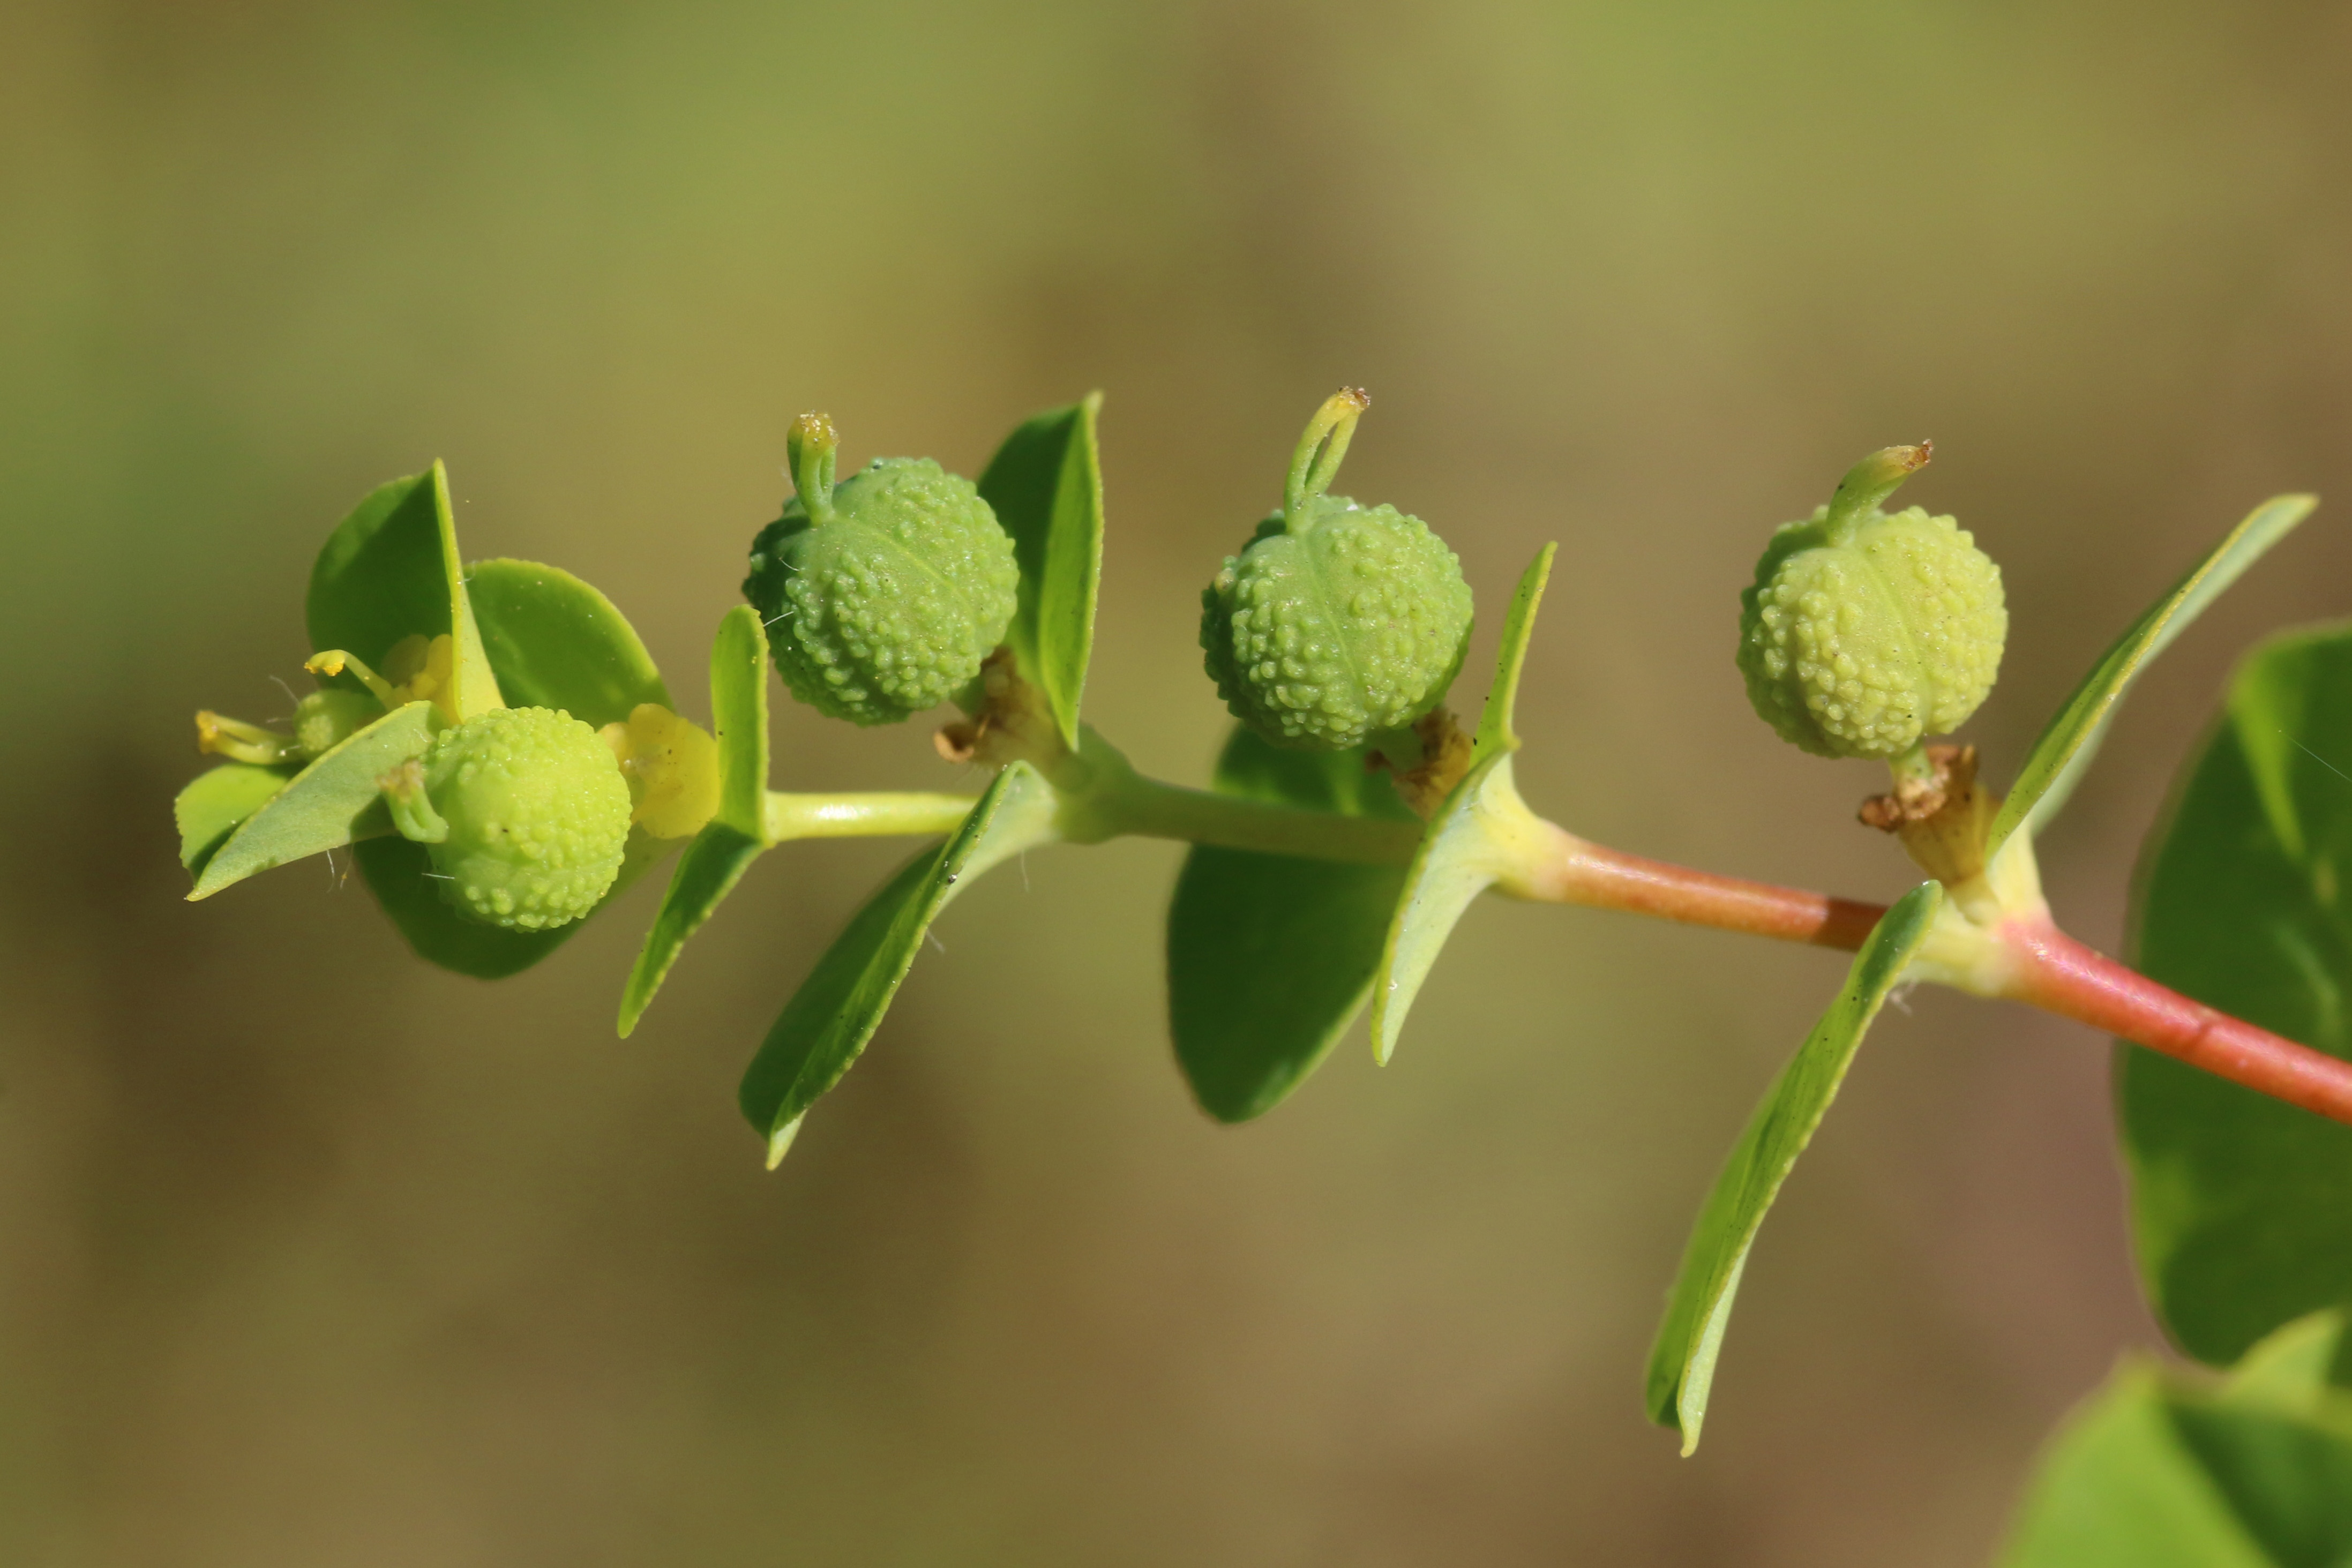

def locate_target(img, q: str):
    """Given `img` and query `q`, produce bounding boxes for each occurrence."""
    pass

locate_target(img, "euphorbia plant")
[176,389,2352,1552]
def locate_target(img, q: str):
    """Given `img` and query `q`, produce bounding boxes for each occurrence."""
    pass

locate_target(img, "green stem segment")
[763,789,974,843]
[1284,387,1372,529]
[1093,773,1425,865]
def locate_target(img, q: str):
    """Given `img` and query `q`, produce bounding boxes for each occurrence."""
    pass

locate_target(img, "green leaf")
[1474,542,1557,759]
[1369,751,1522,1063]
[466,558,669,727]
[2122,621,2352,1364]
[1997,1313,2352,1567]
[1644,881,1942,1454]
[709,604,770,840]
[175,762,297,878]
[305,463,503,721]
[617,827,768,1035]
[1369,544,1556,1062]
[1166,727,1415,1122]
[357,824,671,981]
[1990,494,2315,856]
[978,393,1104,752]
[1997,1365,2275,1567]
[738,762,1057,1166]
[616,606,776,1036]
[2223,1311,2352,1413]
[188,701,438,901]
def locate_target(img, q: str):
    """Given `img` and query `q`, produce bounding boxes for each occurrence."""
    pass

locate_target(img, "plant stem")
[755,754,2352,1130]
[1509,831,1890,950]
[2001,920,2352,1126]
[1094,773,1426,865]
[763,790,978,842]
[1500,819,2352,1127]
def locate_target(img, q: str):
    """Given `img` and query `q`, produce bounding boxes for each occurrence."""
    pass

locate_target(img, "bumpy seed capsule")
[388,705,632,931]
[1737,444,2006,761]
[742,412,1020,726]
[1199,389,1474,751]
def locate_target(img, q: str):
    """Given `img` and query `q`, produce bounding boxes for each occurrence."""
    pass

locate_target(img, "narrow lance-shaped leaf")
[739,761,1060,1166]
[978,393,1105,752]
[2122,621,2352,1365]
[1370,543,1557,1063]
[306,462,503,721]
[619,606,774,1036]
[362,553,682,981]
[188,701,438,901]
[175,762,299,879]
[1166,727,1416,1122]
[1991,493,2314,855]
[1645,880,1942,1454]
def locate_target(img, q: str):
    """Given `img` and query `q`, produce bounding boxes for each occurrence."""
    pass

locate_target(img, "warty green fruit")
[1199,389,1474,752]
[1201,499,1474,751]
[1737,447,2006,761]
[416,705,632,930]
[744,425,1020,727]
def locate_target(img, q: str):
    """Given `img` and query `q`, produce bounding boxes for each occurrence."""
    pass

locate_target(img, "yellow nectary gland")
[1737,505,2007,760]
[421,706,632,929]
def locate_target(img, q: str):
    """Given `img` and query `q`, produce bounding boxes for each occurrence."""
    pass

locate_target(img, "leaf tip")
[764,1114,804,1169]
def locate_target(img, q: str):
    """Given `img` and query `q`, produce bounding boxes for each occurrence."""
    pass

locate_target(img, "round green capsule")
[1199,389,1474,751]
[291,689,381,759]
[1737,444,2006,761]
[743,412,1020,726]
[397,705,632,931]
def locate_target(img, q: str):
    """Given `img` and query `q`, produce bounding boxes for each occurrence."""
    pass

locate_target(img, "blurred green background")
[6,1,2351,1562]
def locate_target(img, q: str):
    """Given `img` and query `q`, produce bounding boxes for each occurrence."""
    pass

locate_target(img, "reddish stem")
[2003,921,2352,1127]
[1529,837,1889,951]
[1519,832,2352,1129]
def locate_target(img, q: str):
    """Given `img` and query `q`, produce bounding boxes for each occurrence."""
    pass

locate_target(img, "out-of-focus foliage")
[1998,1312,2352,1566]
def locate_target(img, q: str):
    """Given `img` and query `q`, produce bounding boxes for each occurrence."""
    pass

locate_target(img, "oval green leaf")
[1644,881,1941,1454]
[1991,494,2315,856]
[2122,621,2352,1365]
[356,823,671,981]
[738,762,1059,1165]
[188,700,437,900]
[1997,1312,2352,1567]
[978,393,1104,752]
[1166,726,1415,1122]
[467,557,670,727]
[617,606,775,1036]
[306,462,502,721]
[175,762,298,879]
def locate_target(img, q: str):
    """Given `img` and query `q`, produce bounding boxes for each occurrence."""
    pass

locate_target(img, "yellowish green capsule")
[1737,444,2006,761]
